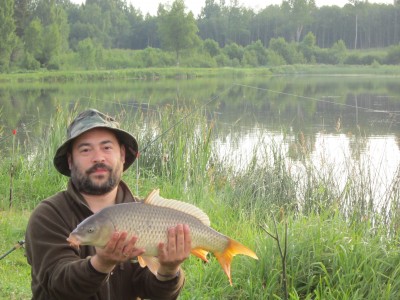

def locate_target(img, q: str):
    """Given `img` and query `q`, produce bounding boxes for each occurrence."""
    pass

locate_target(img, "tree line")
[1,0,400,72]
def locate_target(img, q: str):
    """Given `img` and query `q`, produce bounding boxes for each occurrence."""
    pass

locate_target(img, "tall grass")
[1,105,400,299]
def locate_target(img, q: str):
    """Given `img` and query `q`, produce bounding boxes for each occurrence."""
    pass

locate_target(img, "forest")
[1,0,400,72]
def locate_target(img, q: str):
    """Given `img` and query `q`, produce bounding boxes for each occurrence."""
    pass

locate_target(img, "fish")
[67,189,258,285]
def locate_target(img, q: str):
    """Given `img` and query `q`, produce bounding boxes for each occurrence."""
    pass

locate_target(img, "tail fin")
[214,238,258,285]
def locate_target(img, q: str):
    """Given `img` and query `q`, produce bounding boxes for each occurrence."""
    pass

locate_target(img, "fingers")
[183,224,191,254]
[158,224,191,269]
[122,235,145,258]
[100,231,144,261]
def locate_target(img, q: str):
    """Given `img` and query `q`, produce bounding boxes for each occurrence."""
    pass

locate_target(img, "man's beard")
[70,162,122,195]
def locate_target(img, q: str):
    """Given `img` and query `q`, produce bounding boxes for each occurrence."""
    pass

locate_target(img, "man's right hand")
[90,231,145,273]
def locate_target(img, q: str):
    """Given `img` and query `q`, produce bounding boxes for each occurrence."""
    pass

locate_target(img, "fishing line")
[233,83,400,116]
[77,96,160,114]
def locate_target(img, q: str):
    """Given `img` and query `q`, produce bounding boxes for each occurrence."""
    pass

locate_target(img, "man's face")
[68,128,126,195]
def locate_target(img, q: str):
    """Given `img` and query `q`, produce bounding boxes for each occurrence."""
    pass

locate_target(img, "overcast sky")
[70,0,395,16]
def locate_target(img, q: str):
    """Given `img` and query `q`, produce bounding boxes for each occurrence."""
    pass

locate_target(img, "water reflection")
[215,124,400,209]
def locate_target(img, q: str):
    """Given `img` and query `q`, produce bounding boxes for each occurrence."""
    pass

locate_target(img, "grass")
[0,211,31,300]
[1,104,400,299]
[1,64,400,84]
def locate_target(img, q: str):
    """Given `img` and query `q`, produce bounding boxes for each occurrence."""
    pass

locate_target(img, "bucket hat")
[54,109,138,176]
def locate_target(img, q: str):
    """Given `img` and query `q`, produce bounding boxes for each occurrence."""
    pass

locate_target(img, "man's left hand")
[156,224,191,280]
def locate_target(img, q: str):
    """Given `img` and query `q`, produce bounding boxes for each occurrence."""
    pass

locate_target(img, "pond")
[1,74,400,206]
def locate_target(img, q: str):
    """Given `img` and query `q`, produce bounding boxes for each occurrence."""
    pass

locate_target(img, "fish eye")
[87,227,95,233]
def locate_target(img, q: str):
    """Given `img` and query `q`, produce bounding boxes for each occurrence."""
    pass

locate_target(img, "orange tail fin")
[214,238,258,285]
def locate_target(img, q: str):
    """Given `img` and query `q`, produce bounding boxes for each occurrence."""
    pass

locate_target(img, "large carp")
[67,189,258,285]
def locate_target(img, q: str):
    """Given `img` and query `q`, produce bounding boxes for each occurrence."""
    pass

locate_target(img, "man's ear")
[67,152,72,170]
[120,144,126,164]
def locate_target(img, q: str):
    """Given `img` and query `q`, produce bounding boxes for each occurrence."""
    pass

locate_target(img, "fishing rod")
[0,240,25,261]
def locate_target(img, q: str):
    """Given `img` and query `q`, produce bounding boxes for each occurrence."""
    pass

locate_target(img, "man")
[25,109,191,300]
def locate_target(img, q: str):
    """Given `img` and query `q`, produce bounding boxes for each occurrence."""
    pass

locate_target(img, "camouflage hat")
[53,109,138,176]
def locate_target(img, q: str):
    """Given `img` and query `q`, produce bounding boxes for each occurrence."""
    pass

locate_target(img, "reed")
[1,104,400,299]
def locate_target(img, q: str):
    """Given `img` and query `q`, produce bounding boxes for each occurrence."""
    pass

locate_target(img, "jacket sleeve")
[25,200,109,299]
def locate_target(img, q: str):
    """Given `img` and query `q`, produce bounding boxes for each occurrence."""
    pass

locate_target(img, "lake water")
[1,74,400,205]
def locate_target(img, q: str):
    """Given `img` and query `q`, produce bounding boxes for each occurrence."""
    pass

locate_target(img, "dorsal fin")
[144,189,210,226]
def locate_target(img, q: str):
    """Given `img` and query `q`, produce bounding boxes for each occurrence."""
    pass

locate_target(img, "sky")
[70,0,395,16]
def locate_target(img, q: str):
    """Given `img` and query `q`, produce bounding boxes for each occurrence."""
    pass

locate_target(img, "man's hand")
[156,224,191,280]
[91,231,145,274]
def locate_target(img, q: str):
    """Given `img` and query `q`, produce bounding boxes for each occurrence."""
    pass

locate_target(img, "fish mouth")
[67,233,81,249]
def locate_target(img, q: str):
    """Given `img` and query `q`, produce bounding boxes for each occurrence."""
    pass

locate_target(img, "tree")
[198,0,226,46]
[245,40,267,65]
[0,0,17,72]
[299,31,316,62]
[203,38,220,57]
[157,0,200,64]
[77,38,96,69]
[24,17,43,61]
[282,0,316,42]
[14,0,33,37]
[25,0,69,67]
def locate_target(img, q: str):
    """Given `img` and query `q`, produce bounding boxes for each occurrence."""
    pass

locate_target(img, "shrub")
[21,52,40,70]
[385,44,400,64]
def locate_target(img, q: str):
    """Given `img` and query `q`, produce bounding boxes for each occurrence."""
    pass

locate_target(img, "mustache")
[86,163,112,175]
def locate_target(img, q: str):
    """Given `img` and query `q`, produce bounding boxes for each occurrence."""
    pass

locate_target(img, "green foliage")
[77,38,97,70]
[223,42,244,62]
[180,52,218,68]
[157,0,200,64]
[269,37,305,64]
[139,47,175,67]
[0,0,17,72]
[282,0,317,42]
[3,0,400,72]
[266,49,287,66]
[329,39,348,64]
[214,53,231,66]
[299,31,317,63]
[42,23,61,66]
[385,44,400,64]
[344,52,384,65]
[24,18,43,62]
[202,38,220,57]
[244,40,268,66]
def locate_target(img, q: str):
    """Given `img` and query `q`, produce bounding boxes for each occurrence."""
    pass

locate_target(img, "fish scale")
[105,202,228,256]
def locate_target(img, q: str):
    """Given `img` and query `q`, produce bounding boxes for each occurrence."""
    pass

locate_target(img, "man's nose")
[92,149,105,163]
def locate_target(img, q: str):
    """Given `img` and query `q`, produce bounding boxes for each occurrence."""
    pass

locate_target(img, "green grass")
[1,104,400,299]
[1,64,400,85]
[0,211,31,300]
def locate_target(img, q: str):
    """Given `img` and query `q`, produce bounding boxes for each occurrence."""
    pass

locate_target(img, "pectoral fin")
[137,256,160,275]
[191,248,209,263]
